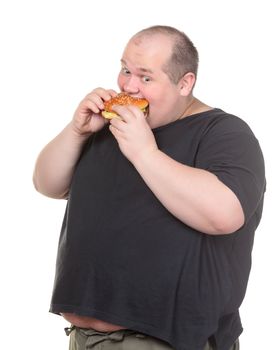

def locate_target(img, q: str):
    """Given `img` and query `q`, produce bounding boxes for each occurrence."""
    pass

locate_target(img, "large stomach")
[62,313,126,332]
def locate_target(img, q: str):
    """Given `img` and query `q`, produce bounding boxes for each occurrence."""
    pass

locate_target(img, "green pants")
[66,326,239,350]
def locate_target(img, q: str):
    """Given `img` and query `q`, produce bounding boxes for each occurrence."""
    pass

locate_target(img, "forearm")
[133,149,244,235]
[33,122,90,198]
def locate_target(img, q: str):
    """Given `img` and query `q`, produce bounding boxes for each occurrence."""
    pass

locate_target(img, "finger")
[106,89,118,98]
[109,124,124,141]
[109,117,127,132]
[85,95,104,112]
[92,88,118,102]
[112,105,136,123]
[127,105,147,119]
[84,89,118,111]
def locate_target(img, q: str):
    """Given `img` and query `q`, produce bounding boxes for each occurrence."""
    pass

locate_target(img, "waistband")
[65,325,147,348]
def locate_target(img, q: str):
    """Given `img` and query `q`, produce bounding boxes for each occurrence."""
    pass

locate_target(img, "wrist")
[133,147,160,170]
[67,122,92,144]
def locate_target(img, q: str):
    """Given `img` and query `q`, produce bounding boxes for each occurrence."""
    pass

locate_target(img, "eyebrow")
[120,59,154,74]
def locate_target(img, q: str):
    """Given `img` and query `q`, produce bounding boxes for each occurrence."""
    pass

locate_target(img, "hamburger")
[101,93,149,120]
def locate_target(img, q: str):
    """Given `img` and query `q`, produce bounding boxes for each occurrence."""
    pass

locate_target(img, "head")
[117,25,199,128]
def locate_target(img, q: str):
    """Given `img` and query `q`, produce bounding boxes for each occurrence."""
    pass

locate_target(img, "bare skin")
[61,313,126,331]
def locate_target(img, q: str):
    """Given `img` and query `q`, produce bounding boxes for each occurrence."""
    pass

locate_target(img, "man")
[33,25,265,350]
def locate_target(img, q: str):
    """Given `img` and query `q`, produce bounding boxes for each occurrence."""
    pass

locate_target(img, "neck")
[178,97,212,120]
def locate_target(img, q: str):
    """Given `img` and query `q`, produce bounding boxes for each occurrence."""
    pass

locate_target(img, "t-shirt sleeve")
[195,116,265,223]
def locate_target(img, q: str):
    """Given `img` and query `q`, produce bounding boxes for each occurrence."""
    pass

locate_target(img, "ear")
[178,72,196,96]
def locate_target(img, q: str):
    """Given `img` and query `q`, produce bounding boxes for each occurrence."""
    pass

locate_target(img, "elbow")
[211,218,244,235]
[33,173,68,200]
[207,186,245,235]
[209,207,245,235]
[32,172,45,196]
[32,172,41,193]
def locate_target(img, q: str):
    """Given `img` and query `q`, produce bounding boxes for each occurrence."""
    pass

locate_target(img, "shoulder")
[202,108,256,138]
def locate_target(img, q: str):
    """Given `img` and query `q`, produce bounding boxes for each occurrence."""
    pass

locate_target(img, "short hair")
[134,25,199,84]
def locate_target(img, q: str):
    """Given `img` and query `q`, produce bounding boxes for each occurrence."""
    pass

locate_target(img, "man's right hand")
[72,88,118,135]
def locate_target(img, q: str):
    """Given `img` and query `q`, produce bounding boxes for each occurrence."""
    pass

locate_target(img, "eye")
[121,67,131,75]
[141,76,151,83]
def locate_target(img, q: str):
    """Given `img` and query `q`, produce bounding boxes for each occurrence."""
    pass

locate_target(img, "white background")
[0,0,275,349]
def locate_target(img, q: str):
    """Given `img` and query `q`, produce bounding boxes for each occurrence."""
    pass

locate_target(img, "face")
[117,34,186,128]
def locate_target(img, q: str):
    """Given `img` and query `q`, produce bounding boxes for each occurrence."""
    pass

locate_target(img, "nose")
[122,76,139,94]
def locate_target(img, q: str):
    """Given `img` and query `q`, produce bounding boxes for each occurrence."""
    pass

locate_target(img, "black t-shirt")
[50,109,265,350]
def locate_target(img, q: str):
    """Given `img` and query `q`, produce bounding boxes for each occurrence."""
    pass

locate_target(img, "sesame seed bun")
[102,93,149,119]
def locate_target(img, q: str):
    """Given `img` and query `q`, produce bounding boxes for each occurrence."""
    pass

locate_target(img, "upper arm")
[195,117,266,227]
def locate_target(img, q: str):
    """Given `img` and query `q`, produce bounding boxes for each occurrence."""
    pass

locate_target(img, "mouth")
[142,105,149,118]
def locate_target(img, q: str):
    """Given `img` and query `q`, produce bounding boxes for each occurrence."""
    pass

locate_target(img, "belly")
[62,313,126,332]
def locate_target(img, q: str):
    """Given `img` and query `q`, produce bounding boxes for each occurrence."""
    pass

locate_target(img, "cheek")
[146,90,167,110]
[117,74,125,90]
[147,91,179,122]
